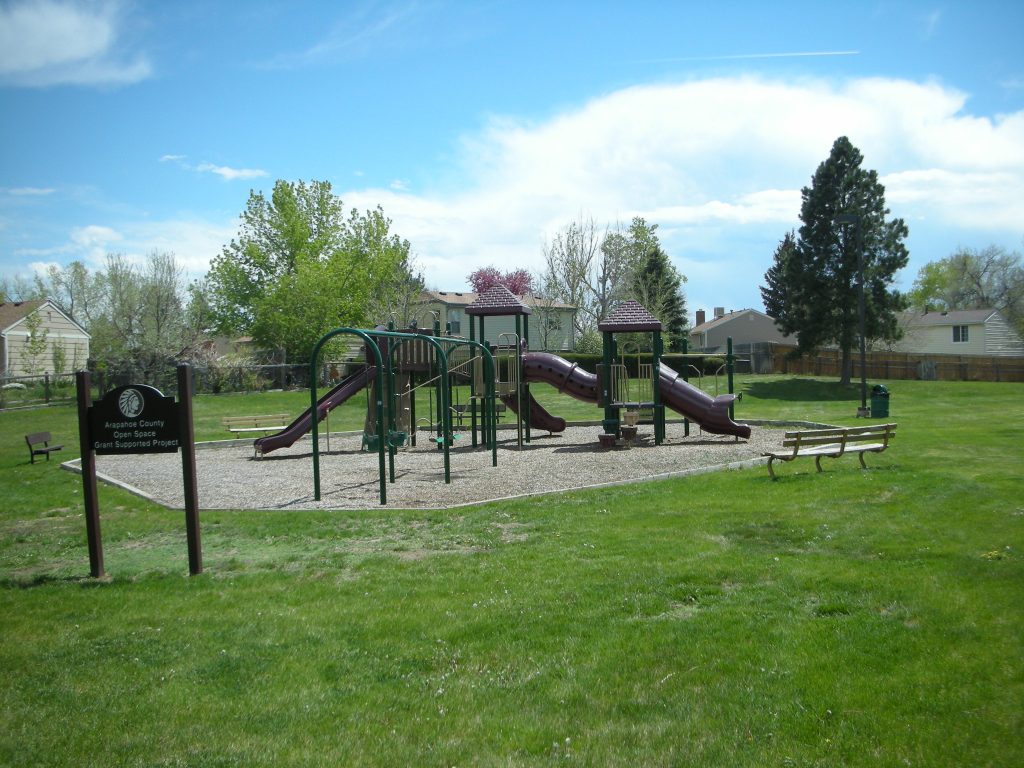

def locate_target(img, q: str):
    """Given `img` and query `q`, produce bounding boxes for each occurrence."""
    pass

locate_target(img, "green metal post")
[380,330,452,483]
[601,330,618,436]
[469,318,478,447]
[385,336,399,483]
[652,330,664,445]
[522,313,531,444]
[480,317,488,446]
[409,369,417,447]
[446,338,498,467]
[727,336,736,420]
[680,337,690,437]
[311,330,386,504]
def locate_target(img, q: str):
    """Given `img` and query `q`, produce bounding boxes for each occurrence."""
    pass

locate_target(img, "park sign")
[88,384,179,454]
[76,367,202,577]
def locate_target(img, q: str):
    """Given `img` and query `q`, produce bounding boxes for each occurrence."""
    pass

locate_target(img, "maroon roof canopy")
[597,300,663,332]
[464,285,533,316]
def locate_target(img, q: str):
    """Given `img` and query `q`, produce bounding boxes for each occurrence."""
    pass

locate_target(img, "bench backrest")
[222,414,289,425]
[783,423,897,449]
[26,431,52,446]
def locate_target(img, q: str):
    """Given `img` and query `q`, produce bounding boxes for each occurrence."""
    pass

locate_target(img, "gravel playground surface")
[85,423,784,511]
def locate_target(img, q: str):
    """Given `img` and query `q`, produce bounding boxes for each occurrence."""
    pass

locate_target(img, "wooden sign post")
[76,364,202,576]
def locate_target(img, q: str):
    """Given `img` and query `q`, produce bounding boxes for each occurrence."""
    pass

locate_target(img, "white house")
[416,291,577,351]
[0,299,91,377]
[892,309,1024,357]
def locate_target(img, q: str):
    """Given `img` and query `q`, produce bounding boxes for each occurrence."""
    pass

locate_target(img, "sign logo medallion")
[118,388,145,419]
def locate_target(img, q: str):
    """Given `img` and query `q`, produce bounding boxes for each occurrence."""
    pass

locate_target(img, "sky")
[1,0,1023,324]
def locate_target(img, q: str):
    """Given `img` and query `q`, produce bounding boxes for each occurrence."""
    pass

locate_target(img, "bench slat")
[222,414,290,437]
[222,414,288,425]
[783,432,895,448]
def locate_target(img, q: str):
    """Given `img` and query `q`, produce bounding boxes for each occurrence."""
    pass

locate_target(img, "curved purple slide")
[501,352,601,432]
[499,392,567,433]
[253,365,375,456]
[511,352,750,439]
[659,363,751,439]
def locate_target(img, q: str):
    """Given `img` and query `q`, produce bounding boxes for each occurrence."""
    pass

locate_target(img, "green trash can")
[870,384,890,418]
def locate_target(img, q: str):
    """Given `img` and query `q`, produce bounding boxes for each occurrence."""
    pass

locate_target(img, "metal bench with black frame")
[765,422,897,479]
[222,414,289,437]
[26,431,64,464]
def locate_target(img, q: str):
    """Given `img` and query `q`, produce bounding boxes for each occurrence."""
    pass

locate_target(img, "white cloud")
[70,224,122,248]
[9,75,1021,319]
[160,155,267,181]
[883,169,1024,230]
[196,163,268,181]
[6,187,55,196]
[340,75,1024,310]
[260,4,419,70]
[119,218,237,276]
[12,218,235,280]
[0,0,151,87]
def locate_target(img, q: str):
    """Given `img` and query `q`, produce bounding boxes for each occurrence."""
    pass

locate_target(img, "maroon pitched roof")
[464,285,533,316]
[597,300,663,332]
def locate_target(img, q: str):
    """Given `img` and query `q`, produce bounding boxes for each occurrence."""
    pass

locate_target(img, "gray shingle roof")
[464,285,533,316]
[901,309,996,327]
[597,300,663,332]
[0,300,46,334]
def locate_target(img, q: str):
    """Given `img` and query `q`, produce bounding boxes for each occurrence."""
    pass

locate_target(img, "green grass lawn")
[1,376,1022,766]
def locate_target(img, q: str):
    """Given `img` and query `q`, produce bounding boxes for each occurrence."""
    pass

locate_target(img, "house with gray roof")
[1,299,91,377]
[416,290,577,351]
[893,309,1024,357]
[688,307,791,352]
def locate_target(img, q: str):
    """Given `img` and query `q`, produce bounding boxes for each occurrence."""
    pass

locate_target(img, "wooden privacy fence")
[770,345,1024,382]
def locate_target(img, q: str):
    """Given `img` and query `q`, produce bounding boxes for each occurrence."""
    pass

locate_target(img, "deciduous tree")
[466,267,532,295]
[20,309,49,375]
[908,245,1024,335]
[538,216,675,337]
[206,179,410,362]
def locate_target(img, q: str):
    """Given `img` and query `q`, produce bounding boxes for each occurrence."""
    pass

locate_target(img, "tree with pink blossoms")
[467,267,533,296]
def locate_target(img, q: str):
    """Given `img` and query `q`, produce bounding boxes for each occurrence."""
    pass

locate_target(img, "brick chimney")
[695,309,706,326]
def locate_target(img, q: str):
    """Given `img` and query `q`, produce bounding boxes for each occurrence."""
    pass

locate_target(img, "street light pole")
[837,213,869,417]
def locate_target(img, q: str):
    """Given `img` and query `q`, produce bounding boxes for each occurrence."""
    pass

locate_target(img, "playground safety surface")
[84,424,783,510]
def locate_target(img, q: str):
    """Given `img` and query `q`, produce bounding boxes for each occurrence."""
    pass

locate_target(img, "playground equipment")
[248,295,748,506]
[460,293,750,444]
[310,327,498,503]
[252,325,498,505]
[505,351,750,440]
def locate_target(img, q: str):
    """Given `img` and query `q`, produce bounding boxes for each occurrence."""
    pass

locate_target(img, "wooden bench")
[222,414,289,437]
[26,432,63,464]
[765,423,897,479]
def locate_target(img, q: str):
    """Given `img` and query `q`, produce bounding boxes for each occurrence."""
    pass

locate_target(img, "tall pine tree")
[762,137,909,384]
[633,245,688,352]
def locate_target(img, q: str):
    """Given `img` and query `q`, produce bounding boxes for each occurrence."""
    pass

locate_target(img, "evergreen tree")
[762,136,909,384]
[633,245,688,351]
[761,231,797,320]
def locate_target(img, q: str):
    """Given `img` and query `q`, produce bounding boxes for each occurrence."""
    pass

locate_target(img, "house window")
[953,325,969,343]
